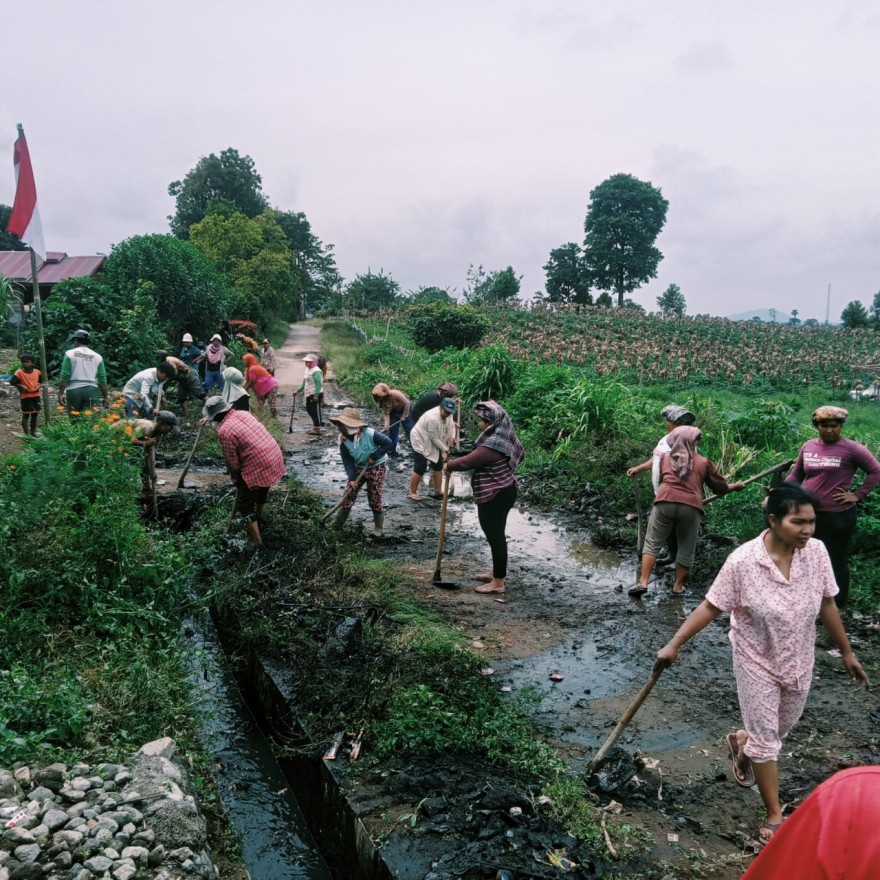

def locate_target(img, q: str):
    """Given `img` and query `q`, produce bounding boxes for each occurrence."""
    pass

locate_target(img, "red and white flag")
[8,127,45,259]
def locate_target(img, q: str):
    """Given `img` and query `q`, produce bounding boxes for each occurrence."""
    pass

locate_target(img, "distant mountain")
[727,308,825,325]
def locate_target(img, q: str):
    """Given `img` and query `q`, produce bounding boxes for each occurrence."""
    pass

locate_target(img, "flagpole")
[26,246,51,425]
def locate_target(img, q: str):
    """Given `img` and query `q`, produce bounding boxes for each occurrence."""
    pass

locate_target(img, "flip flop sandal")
[628,585,648,597]
[475,575,494,583]
[474,584,505,594]
[726,733,756,787]
[759,821,783,843]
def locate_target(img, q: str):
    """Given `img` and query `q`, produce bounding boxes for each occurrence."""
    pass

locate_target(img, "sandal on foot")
[726,732,756,787]
[408,493,424,501]
[628,584,648,597]
[759,821,783,843]
[475,574,494,583]
[672,585,686,594]
[474,583,505,594]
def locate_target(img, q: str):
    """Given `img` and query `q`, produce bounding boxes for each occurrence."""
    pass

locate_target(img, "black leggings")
[814,507,857,607]
[477,484,517,579]
[306,394,322,427]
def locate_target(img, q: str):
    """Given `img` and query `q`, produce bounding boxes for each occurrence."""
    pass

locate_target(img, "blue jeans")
[388,404,413,450]
[203,370,225,393]
[124,396,153,420]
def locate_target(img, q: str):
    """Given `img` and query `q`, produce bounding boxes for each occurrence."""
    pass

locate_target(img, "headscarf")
[473,401,525,470]
[666,425,702,482]
[741,767,880,880]
[812,405,848,425]
[660,404,696,426]
[220,367,248,404]
[243,353,258,372]
[437,382,459,398]
[207,340,223,365]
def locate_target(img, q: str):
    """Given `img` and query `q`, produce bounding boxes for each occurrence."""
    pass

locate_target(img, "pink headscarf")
[667,425,702,482]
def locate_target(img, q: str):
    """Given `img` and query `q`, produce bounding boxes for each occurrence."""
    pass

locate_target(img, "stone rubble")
[0,738,218,880]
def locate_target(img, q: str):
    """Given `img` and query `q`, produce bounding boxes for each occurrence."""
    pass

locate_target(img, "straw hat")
[329,407,367,431]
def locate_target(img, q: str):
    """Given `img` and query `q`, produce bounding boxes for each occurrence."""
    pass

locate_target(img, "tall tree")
[788,309,801,326]
[543,243,592,304]
[168,148,268,239]
[841,300,870,328]
[0,204,27,251]
[345,270,400,310]
[583,173,668,307]
[407,285,456,305]
[869,290,880,328]
[656,283,686,316]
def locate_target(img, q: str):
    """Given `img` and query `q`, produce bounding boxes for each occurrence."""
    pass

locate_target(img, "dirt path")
[269,324,880,878]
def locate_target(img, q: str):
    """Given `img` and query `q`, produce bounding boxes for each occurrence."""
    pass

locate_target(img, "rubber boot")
[333,508,351,529]
[372,511,384,538]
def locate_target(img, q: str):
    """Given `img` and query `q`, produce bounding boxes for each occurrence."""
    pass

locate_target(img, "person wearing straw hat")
[786,405,880,607]
[220,366,251,412]
[296,353,324,434]
[409,397,457,501]
[202,396,286,545]
[328,407,394,536]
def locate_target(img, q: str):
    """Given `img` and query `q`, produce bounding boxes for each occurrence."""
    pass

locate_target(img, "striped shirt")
[446,446,516,504]
[217,410,286,489]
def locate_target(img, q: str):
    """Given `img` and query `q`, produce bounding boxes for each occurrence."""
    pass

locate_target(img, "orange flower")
[123,453,130,458]
[56,405,65,411]
[71,410,81,416]
[9,465,15,470]
[124,426,133,435]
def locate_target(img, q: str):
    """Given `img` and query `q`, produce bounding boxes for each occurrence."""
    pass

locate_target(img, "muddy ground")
[4,328,879,879]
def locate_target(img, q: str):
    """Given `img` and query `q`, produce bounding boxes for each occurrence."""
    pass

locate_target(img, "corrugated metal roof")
[0,250,105,284]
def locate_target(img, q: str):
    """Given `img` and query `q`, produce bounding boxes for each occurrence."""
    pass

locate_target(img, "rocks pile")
[0,738,217,880]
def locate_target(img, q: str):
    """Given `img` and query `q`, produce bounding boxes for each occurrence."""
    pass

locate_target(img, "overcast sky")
[3,1,879,320]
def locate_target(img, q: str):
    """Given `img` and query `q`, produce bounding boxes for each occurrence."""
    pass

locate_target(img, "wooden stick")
[704,459,795,505]
[149,446,159,518]
[455,396,461,451]
[321,464,370,524]
[631,473,644,557]
[586,667,665,777]
[176,422,205,488]
[432,471,452,583]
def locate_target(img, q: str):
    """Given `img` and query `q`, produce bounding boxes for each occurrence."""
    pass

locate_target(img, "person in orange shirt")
[11,353,42,437]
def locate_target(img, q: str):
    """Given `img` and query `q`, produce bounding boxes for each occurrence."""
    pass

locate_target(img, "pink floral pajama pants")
[340,463,386,512]
[734,657,810,763]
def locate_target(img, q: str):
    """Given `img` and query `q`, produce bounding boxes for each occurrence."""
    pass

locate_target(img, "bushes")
[407,303,489,352]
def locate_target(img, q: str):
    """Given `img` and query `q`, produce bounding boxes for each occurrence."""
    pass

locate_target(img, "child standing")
[11,353,42,437]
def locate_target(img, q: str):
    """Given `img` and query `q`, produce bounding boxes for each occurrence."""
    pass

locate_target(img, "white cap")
[211,334,222,342]
[303,353,318,362]
[182,333,193,343]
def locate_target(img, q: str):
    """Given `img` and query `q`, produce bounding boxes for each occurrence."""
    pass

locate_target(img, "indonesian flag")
[8,127,45,260]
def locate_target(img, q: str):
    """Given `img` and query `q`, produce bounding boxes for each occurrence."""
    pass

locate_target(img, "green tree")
[788,309,801,326]
[407,285,456,305]
[803,318,820,327]
[583,173,668,308]
[841,300,870,328]
[595,291,613,307]
[345,270,400,310]
[543,243,592,304]
[274,210,343,314]
[656,283,686,316]
[751,316,763,323]
[101,234,229,342]
[0,204,27,251]
[869,291,880,328]
[463,263,521,305]
[31,277,168,384]
[190,209,300,323]
[768,308,778,323]
[168,148,268,239]
[407,304,489,351]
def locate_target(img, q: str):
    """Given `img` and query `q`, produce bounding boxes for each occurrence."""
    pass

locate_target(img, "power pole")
[825,283,831,325]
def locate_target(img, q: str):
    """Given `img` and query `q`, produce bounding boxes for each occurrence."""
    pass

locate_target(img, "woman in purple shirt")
[445,401,524,595]
[787,405,880,607]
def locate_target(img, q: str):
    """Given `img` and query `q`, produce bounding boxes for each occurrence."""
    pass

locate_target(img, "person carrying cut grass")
[630,425,745,596]
[11,353,42,437]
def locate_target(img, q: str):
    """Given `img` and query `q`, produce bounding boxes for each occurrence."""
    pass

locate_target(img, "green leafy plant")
[407,303,490,352]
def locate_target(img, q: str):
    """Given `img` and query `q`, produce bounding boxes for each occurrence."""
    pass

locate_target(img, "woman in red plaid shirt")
[202,396,286,545]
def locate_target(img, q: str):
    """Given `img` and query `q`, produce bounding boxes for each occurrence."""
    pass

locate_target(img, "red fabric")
[655,454,731,511]
[13,368,41,398]
[217,410,286,489]
[742,767,880,880]
[9,132,37,236]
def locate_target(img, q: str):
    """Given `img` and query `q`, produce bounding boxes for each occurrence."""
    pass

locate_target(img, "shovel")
[432,471,458,588]
[585,665,665,777]
[287,393,297,434]
[177,422,205,489]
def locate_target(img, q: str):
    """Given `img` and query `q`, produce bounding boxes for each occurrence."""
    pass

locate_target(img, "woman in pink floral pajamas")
[655,483,869,843]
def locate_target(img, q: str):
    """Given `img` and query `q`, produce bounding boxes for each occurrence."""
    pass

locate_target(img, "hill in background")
[727,307,829,324]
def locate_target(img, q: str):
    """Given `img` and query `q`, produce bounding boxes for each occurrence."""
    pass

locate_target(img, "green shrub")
[460,345,519,402]
[407,303,489,352]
